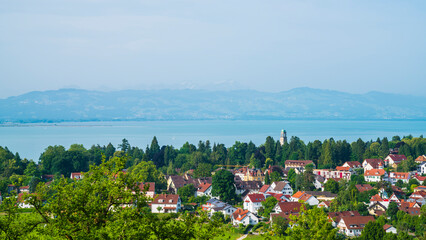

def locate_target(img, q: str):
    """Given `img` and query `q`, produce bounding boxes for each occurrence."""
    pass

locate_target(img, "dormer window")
[169,199,173,203]
[159,199,164,203]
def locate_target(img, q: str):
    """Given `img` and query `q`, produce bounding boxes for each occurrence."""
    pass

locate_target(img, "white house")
[151,194,181,213]
[269,181,293,195]
[196,183,212,197]
[418,162,426,175]
[389,172,410,185]
[385,154,407,168]
[70,172,83,180]
[134,182,155,198]
[243,193,265,214]
[364,169,388,182]
[362,159,384,171]
[202,198,236,217]
[383,224,397,234]
[337,216,375,237]
[291,191,319,206]
[232,208,259,226]
[17,193,32,208]
[342,161,362,169]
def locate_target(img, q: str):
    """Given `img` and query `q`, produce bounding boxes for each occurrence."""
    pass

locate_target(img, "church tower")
[280,129,287,146]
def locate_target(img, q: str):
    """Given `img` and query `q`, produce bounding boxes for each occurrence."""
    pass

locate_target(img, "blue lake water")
[0,120,425,161]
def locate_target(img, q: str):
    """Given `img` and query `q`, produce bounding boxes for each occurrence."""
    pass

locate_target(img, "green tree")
[359,221,385,240]
[270,171,281,182]
[324,179,339,194]
[285,206,337,240]
[211,169,237,204]
[193,163,212,178]
[130,160,166,191]
[265,171,271,185]
[287,168,296,188]
[261,197,278,217]
[386,202,399,222]
[177,184,196,203]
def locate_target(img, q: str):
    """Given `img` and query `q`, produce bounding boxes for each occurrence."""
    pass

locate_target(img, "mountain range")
[0,88,425,123]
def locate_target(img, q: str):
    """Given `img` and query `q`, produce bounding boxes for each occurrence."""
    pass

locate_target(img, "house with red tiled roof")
[328,211,360,227]
[313,169,352,181]
[368,201,388,216]
[355,184,373,192]
[362,159,385,171]
[259,184,271,194]
[318,201,332,209]
[19,186,29,193]
[415,155,426,164]
[290,191,319,206]
[70,172,83,180]
[389,172,410,184]
[383,224,397,234]
[202,198,236,217]
[414,186,426,192]
[415,176,426,185]
[274,202,303,215]
[409,191,426,205]
[232,208,258,226]
[342,161,362,169]
[284,160,315,169]
[385,154,407,168]
[151,194,181,213]
[399,201,421,215]
[266,192,290,202]
[337,216,375,237]
[269,181,293,195]
[364,169,388,182]
[196,182,212,197]
[134,182,155,198]
[243,193,265,214]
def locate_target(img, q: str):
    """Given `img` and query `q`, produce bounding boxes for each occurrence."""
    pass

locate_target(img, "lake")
[0,120,425,161]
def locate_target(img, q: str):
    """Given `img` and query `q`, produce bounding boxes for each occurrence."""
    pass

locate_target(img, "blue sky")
[1,0,425,98]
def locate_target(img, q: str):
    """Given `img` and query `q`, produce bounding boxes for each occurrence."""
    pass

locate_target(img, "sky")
[0,0,425,98]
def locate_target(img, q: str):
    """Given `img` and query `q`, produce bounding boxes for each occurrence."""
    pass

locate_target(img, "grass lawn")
[245,234,265,239]
[213,231,243,240]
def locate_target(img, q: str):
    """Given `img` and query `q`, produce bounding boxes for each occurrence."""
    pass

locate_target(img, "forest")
[0,135,424,195]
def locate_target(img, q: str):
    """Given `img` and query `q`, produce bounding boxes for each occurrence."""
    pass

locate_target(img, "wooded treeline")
[0,135,424,195]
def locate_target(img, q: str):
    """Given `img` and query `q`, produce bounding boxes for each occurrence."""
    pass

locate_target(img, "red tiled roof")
[299,193,313,202]
[247,193,265,203]
[233,208,250,221]
[364,169,386,176]
[276,202,303,214]
[363,159,384,169]
[416,155,426,162]
[415,176,426,182]
[336,166,350,171]
[344,161,361,168]
[370,194,383,202]
[292,191,305,199]
[390,172,410,180]
[259,185,270,193]
[138,182,155,192]
[387,154,407,162]
[328,211,360,223]
[284,160,314,167]
[383,224,393,230]
[341,216,375,230]
[197,183,211,193]
[414,186,426,191]
[355,184,373,192]
[152,194,180,204]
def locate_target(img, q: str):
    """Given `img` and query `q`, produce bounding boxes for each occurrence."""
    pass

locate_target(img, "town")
[0,133,425,239]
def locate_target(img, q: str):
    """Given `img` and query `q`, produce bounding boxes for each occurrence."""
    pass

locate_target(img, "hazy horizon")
[1,0,426,98]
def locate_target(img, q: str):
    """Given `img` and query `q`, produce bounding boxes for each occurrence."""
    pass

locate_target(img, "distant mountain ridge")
[0,88,425,123]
